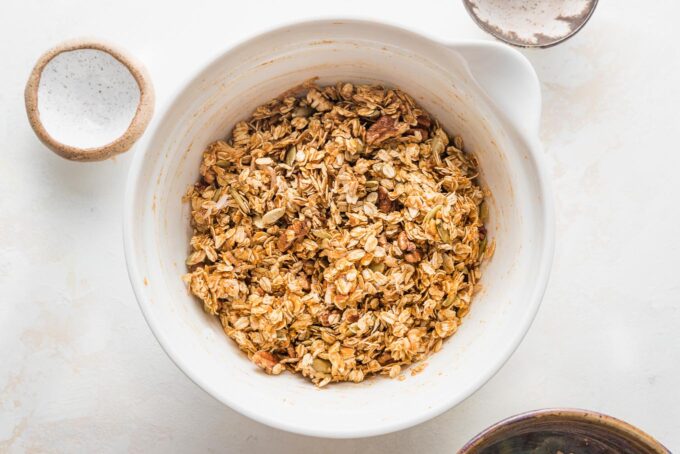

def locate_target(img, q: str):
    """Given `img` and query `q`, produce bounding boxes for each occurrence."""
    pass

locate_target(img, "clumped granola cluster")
[183,81,493,386]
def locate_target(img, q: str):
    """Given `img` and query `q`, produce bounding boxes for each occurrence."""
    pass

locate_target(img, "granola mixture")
[183,82,493,386]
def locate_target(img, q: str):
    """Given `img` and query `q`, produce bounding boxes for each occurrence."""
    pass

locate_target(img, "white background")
[1,1,679,452]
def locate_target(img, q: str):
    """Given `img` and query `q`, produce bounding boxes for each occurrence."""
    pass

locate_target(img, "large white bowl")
[124,19,554,438]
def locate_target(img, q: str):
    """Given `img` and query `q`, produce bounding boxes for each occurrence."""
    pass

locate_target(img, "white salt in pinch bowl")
[463,0,599,48]
[124,19,555,438]
[25,39,154,161]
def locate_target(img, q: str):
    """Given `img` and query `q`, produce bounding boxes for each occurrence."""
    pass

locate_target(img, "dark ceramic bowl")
[460,409,669,454]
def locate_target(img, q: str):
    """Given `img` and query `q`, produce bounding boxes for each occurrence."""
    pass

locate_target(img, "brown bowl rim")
[458,408,670,453]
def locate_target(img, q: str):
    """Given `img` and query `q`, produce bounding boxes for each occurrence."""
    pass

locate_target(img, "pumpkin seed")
[369,261,385,273]
[262,207,286,225]
[312,229,332,240]
[312,357,332,374]
[285,146,296,166]
[480,201,489,223]
[442,295,457,308]
[293,106,312,118]
[423,205,442,224]
[446,145,462,156]
[436,223,450,243]
[365,180,379,191]
[230,189,250,215]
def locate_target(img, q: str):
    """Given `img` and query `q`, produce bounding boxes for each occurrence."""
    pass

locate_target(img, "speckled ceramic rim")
[459,408,670,453]
[462,0,599,48]
[24,39,155,162]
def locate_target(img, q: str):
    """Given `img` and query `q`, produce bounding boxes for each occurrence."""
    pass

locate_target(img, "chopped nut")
[366,115,399,145]
[293,106,313,118]
[252,351,279,374]
[276,232,293,252]
[398,231,409,251]
[377,186,394,213]
[416,115,431,129]
[413,128,429,141]
[346,312,360,323]
[405,250,422,263]
[291,219,310,237]
[377,352,393,365]
[277,220,309,251]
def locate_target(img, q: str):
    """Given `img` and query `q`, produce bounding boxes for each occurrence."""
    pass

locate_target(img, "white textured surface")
[38,49,140,148]
[1,1,678,452]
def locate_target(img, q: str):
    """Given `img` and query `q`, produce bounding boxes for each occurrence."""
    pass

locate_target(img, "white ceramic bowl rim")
[124,18,555,438]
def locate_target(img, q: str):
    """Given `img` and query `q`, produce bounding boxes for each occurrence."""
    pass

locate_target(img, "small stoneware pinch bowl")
[463,0,599,48]
[25,39,154,161]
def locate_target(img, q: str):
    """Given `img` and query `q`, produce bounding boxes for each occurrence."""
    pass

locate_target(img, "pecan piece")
[291,219,310,237]
[398,231,416,252]
[277,220,310,251]
[287,345,297,358]
[412,115,431,141]
[366,115,399,145]
[405,249,422,263]
[416,115,431,129]
[277,229,295,251]
[252,351,279,374]
[397,231,409,251]
[377,186,394,213]
[319,310,332,327]
[412,128,429,141]
[377,352,393,365]
[319,310,340,326]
